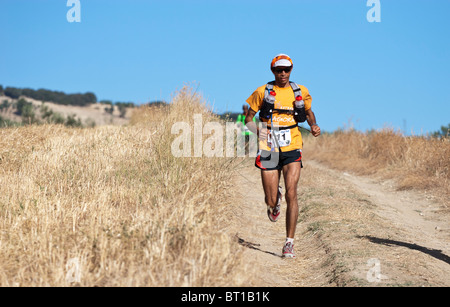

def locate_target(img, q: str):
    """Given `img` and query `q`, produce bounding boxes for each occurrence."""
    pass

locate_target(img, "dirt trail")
[231,159,450,287]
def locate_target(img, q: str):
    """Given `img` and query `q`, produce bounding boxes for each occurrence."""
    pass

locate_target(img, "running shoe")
[267,186,282,222]
[282,242,296,258]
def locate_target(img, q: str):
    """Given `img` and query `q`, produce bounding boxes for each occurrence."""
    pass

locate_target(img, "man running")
[236,104,256,146]
[244,54,321,258]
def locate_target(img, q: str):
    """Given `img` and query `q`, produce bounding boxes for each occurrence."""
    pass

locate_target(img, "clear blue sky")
[1,0,449,135]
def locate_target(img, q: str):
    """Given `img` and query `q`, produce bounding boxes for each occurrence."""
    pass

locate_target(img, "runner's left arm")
[305,109,321,137]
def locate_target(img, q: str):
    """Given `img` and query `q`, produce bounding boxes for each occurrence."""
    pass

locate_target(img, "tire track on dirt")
[309,160,450,286]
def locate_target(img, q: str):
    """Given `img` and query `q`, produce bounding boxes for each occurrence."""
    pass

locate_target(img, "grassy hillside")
[0,95,133,127]
[0,87,249,286]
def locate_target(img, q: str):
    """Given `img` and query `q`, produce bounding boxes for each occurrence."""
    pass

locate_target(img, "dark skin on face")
[272,66,293,88]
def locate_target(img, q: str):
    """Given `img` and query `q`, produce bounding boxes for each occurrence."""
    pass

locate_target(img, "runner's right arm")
[244,108,257,133]
[245,108,267,140]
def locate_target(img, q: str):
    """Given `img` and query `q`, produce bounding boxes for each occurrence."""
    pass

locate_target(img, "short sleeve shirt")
[246,83,312,151]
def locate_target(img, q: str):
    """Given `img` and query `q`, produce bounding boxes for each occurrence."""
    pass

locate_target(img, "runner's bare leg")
[282,162,301,239]
[261,169,282,208]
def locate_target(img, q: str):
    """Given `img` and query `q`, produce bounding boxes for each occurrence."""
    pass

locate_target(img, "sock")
[285,238,294,245]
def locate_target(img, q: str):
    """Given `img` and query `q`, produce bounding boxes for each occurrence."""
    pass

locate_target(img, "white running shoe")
[282,242,296,258]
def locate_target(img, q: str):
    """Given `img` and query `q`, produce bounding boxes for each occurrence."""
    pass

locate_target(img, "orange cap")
[271,54,293,68]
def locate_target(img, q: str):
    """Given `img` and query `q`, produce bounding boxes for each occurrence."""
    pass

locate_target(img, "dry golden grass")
[304,128,450,201]
[0,87,249,286]
[301,131,450,286]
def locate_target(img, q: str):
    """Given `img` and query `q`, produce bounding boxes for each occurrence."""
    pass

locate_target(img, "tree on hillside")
[50,112,65,125]
[4,87,21,99]
[21,103,36,124]
[15,98,30,115]
[84,92,97,104]
[22,88,36,98]
[40,104,54,121]
[0,85,3,94]
[15,98,36,124]
[432,124,450,138]
[65,114,82,127]
[148,100,168,107]
[117,104,127,118]
[4,86,97,106]
[0,100,9,111]
[115,102,134,118]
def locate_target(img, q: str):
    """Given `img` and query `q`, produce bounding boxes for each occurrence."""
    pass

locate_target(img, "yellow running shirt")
[246,83,312,152]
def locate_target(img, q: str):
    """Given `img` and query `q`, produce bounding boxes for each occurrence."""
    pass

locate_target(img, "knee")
[285,188,298,203]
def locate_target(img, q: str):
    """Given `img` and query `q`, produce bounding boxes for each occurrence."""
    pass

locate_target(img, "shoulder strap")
[289,82,302,98]
[264,81,302,101]
[264,81,275,100]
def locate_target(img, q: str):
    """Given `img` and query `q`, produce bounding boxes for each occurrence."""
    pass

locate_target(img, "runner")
[244,54,321,258]
[236,104,256,147]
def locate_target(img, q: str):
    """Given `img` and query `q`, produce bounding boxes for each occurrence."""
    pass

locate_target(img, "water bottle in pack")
[259,90,276,120]
[294,95,306,123]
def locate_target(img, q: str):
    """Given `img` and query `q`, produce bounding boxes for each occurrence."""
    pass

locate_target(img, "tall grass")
[305,128,450,198]
[0,87,249,286]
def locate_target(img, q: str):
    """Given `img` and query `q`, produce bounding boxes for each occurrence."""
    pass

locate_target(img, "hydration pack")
[259,81,307,123]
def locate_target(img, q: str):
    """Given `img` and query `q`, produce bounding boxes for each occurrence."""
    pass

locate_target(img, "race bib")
[268,129,291,148]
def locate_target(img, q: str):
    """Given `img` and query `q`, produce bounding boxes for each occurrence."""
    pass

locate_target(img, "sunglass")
[273,67,292,73]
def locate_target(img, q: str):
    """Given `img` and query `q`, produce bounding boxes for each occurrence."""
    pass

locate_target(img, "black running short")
[255,149,303,171]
